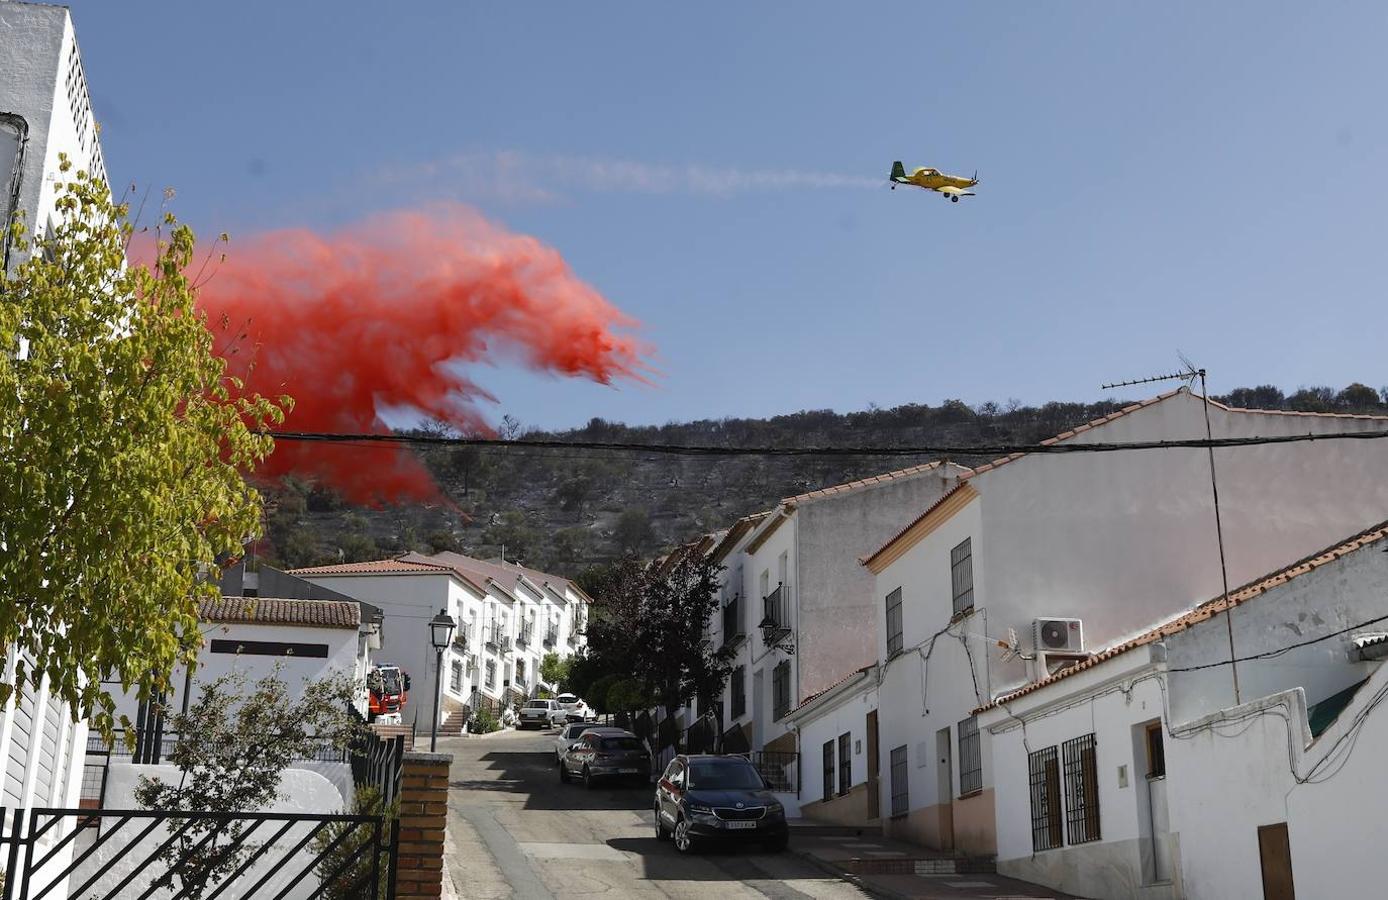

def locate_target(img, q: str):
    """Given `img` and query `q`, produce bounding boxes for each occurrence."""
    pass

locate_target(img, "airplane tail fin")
[890,161,906,181]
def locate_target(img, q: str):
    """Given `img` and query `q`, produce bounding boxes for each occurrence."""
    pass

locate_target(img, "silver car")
[518,698,565,730]
[558,730,651,788]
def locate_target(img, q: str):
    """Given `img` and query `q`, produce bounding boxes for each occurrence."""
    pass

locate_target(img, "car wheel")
[763,834,788,853]
[673,817,696,854]
[654,807,670,841]
[583,766,595,790]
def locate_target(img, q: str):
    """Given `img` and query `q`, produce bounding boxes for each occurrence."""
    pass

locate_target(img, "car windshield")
[524,701,550,710]
[565,725,592,738]
[379,671,400,694]
[688,762,765,790]
[557,694,578,704]
[600,738,643,752]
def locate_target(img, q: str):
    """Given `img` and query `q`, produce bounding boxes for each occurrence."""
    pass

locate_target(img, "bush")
[469,706,500,734]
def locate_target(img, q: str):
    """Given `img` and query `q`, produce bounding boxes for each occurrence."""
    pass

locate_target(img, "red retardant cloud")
[195,204,648,503]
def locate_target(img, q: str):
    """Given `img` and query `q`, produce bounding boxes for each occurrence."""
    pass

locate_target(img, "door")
[1258,823,1295,900]
[936,726,954,850]
[866,710,880,819]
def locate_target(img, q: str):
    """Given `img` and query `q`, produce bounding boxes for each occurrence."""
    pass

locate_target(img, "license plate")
[619,768,640,774]
[725,821,756,830]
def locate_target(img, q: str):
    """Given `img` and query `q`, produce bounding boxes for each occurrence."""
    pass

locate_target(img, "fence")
[740,750,798,792]
[0,807,388,900]
[352,731,406,810]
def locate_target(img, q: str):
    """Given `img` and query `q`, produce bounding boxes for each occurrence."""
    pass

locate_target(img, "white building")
[782,665,879,825]
[860,388,1388,856]
[979,519,1388,899]
[696,463,968,763]
[1,0,106,269]
[0,6,110,894]
[292,551,590,733]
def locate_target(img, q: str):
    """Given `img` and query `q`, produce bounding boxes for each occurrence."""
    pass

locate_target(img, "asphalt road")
[438,727,872,900]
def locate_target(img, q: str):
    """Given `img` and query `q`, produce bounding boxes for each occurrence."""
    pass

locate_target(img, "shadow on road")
[452,749,651,812]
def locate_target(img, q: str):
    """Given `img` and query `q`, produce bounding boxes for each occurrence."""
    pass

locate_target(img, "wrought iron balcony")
[759,584,791,645]
[722,597,744,647]
[544,623,559,646]
[518,621,534,647]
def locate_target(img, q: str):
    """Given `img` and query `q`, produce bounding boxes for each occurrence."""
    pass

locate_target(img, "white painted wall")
[793,678,877,805]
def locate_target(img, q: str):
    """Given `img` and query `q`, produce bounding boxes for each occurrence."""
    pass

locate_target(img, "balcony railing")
[453,621,472,651]
[544,624,559,646]
[722,597,744,647]
[517,621,534,647]
[760,585,790,645]
[740,750,798,792]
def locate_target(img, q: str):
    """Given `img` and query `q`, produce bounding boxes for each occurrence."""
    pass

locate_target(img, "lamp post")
[428,608,456,752]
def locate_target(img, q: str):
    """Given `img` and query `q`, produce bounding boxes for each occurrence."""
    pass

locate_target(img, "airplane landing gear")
[950,195,959,202]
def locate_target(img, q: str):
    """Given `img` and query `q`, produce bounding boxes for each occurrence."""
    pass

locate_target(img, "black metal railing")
[760,585,790,644]
[740,750,798,792]
[543,624,558,646]
[722,598,743,646]
[0,806,391,900]
[351,731,406,810]
[453,621,471,650]
[517,621,534,647]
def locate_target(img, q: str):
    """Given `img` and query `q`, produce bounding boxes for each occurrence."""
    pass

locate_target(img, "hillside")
[254,382,1386,578]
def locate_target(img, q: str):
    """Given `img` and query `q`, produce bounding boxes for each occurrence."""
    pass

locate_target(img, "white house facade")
[783,665,879,826]
[292,551,589,733]
[861,389,1388,857]
[979,519,1388,899]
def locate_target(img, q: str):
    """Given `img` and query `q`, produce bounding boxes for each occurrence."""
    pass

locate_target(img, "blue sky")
[67,1,1388,429]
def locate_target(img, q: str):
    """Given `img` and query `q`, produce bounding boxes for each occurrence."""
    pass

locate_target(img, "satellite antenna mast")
[1101,356,1240,705]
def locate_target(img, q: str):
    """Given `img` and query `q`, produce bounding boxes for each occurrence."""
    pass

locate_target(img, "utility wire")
[264,428,1388,458]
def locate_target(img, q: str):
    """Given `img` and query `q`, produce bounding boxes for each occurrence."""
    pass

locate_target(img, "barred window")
[485,660,497,689]
[890,745,909,817]
[837,732,852,796]
[822,740,835,801]
[450,659,464,693]
[1028,746,1063,851]
[1063,734,1101,844]
[730,666,746,719]
[772,661,791,721]
[885,587,904,657]
[958,716,982,795]
[950,538,974,615]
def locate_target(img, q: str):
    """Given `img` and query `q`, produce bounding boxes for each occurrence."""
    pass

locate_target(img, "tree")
[0,160,285,739]
[1337,382,1382,412]
[134,669,364,898]
[614,508,654,557]
[483,509,539,562]
[539,651,571,690]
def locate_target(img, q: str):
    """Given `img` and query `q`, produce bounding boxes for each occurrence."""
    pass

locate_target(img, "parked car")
[558,729,650,787]
[518,698,565,730]
[556,692,597,722]
[554,722,619,763]
[653,754,788,854]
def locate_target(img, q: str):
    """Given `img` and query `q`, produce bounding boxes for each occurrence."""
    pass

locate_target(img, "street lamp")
[428,608,456,752]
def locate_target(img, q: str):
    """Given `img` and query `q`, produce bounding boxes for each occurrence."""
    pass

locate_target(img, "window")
[485,660,497,690]
[1145,722,1166,778]
[958,716,982,795]
[890,745,909,817]
[950,538,974,615]
[516,658,526,685]
[772,661,791,721]
[885,588,903,656]
[823,740,835,801]
[450,660,464,693]
[1062,734,1101,845]
[1028,745,1063,851]
[837,732,852,796]
[730,666,746,719]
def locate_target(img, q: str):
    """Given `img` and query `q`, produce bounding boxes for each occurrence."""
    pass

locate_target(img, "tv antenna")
[1101,355,1240,704]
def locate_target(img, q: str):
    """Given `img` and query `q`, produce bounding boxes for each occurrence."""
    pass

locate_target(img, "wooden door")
[1257,822,1295,900]
[865,709,880,819]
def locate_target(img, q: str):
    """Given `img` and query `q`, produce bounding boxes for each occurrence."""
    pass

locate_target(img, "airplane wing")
[937,185,976,197]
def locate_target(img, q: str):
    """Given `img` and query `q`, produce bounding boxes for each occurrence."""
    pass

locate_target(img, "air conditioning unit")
[1034,618,1084,655]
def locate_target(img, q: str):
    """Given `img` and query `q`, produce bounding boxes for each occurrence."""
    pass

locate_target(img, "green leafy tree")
[539,651,571,690]
[0,160,285,739]
[134,669,364,898]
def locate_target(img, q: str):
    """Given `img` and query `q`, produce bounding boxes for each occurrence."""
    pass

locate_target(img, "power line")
[264,427,1388,458]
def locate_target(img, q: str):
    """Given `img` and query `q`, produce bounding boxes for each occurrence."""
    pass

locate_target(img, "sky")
[64,0,1388,430]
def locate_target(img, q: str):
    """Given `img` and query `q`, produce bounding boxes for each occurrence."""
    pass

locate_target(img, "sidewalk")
[789,830,1084,900]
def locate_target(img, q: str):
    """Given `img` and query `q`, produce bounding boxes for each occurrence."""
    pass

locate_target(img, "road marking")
[517,841,631,861]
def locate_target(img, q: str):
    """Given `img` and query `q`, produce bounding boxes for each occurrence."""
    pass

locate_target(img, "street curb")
[788,846,910,900]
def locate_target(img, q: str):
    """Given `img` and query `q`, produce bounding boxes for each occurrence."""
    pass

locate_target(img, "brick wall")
[394,750,452,899]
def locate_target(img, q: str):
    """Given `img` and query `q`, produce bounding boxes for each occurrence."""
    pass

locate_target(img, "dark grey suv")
[559,730,651,788]
[653,755,788,853]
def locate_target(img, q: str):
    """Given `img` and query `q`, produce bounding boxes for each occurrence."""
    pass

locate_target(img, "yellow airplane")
[889,161,978,202]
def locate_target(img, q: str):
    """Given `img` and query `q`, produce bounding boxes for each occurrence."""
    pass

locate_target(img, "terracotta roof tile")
[781,461,954,506]
[977,518,1388,712]
[860,481,974,570]
[289,558,451,576]
[790,663,875,715]
[200,597,361,629]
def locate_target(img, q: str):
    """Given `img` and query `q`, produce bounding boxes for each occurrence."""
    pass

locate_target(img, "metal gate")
[0,806,395,900]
